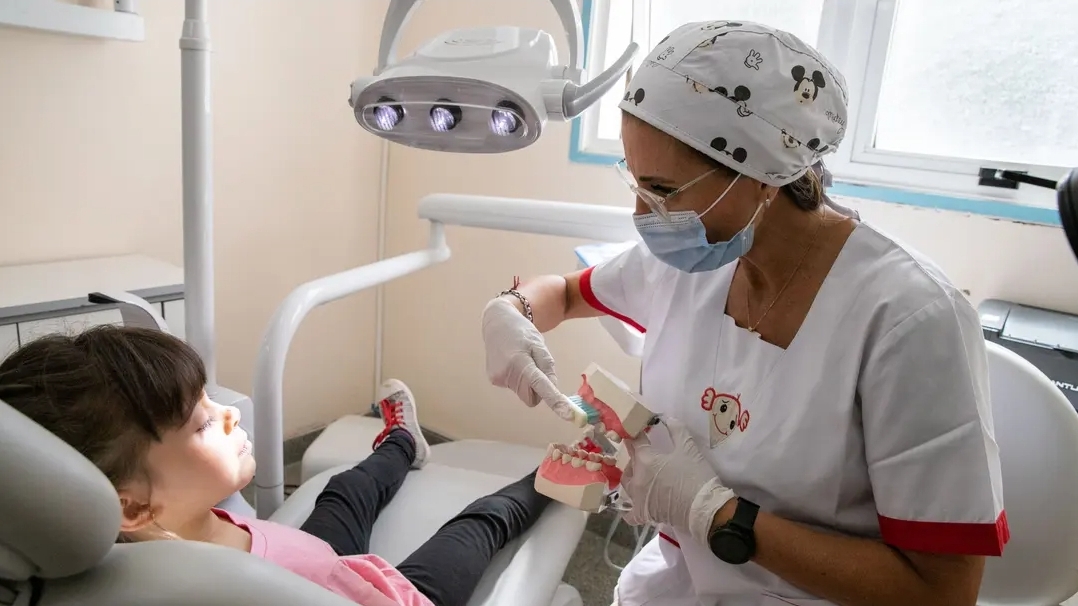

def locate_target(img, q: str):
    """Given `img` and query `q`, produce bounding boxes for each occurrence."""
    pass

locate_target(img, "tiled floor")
[564,529,625,606]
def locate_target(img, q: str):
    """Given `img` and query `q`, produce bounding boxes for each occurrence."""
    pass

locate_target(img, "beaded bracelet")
[498,276,534,323]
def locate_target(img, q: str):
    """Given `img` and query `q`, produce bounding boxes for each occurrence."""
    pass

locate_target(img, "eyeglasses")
[614,158,716,221]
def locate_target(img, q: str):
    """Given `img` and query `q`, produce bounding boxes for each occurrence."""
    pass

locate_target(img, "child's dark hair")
[0,325,207,490]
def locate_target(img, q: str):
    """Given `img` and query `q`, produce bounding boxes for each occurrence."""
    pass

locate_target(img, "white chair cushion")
[980,342,1078,605]
[273,462,586,606]
[38,540,357,606]
[284,415,588,606]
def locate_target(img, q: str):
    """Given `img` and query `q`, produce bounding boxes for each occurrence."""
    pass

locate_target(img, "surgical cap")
[618,20,849,187]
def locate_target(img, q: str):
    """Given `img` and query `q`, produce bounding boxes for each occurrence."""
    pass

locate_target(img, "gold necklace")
[745,215,828,335]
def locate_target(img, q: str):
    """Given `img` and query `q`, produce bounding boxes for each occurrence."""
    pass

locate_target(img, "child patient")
[0,326,550,606]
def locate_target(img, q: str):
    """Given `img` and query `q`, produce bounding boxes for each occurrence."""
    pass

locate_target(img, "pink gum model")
[534,441,623,513]
[575,362,655,442]
[534,364,655,512]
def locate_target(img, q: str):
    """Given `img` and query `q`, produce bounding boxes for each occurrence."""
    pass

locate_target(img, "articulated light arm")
[562,42,638,118]
[253,223,451,518]
[417,194,639,243]
[376,0,585,74]
[252,195,638,517]
[418,194,645,359]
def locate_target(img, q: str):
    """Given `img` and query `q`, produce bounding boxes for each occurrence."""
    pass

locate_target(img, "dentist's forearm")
[709,501,983,606]
[503,271,600,333]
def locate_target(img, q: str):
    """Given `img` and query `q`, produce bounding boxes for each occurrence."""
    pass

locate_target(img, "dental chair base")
[298,414,588,606]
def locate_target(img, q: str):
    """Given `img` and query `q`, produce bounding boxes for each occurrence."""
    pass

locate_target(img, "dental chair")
[277,420,588,606]
[980,341,1078,606]
[0,396,350,606]
[0,396,586,606]
[0,289,587,606]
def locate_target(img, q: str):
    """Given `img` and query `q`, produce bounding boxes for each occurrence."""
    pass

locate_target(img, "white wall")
[380,0,1078,449]
[0,0,389,438]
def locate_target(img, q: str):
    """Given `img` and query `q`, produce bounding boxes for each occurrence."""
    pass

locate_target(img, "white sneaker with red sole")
[372,378,430,469]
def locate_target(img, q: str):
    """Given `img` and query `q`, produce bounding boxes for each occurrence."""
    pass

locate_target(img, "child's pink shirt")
[213,508,434,606]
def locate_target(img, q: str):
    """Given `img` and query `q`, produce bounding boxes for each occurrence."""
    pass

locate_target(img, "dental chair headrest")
[0,398,122,581]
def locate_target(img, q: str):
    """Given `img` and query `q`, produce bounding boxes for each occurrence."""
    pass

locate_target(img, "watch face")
[713,531,751,564]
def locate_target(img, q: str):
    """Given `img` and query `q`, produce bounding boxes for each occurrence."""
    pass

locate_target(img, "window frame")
[570,0,1066,221]
[572,0,650,160]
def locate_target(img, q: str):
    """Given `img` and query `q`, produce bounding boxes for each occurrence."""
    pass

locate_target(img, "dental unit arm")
[535,363,657,513]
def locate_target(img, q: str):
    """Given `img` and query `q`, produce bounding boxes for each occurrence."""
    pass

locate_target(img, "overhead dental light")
[348,0,639,153]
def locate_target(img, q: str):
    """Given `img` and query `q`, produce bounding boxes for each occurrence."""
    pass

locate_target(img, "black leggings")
[299,429,551,606]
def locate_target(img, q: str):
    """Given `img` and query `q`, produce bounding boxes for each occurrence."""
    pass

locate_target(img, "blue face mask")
[633,173,767,273]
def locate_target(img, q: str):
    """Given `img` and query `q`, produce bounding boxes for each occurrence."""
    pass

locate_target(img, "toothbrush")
[562,394,661,432]
[566,394,601,426]
[544,393,600,427]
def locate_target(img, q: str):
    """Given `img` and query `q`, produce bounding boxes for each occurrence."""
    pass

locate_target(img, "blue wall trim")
[568,0,1062,227]
[828,183,1061,226]
[568,0,620,167]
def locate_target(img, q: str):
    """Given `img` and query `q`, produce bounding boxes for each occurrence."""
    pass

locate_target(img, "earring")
[150,510,167,532]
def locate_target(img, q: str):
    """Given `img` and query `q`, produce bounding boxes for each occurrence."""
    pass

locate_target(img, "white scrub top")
[579,216,1007,606]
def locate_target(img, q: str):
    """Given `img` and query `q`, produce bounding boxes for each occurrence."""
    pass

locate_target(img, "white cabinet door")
[18,309,124,345]
[163,299,185,341]
[0,324,18,363]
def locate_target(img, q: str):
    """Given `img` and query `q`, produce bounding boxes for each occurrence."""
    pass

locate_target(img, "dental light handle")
[376,0,586,74]
[562,42,639,119]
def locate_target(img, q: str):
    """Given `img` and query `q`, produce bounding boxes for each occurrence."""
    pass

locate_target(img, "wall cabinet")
[0,254,185,363]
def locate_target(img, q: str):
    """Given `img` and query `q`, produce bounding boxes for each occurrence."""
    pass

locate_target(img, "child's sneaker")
[372,379,430,469]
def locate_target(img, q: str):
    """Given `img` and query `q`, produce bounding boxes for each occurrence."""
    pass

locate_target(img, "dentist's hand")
[481,297,580,423]
[623,416,737,544]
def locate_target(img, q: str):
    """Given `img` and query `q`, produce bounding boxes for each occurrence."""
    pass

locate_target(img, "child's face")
[120,393,255,533]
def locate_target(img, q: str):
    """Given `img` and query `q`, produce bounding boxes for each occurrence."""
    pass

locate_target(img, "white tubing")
[252,224,450,518]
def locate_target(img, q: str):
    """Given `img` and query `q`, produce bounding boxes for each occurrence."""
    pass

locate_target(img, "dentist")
[480,20,1006,606]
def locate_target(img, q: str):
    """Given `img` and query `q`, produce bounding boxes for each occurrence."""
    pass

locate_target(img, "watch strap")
[729,497,759,531]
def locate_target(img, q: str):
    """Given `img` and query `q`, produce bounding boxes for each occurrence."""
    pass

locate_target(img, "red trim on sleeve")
[578,266,647,333]
[877,510,1010,556]
[658,532,680,548]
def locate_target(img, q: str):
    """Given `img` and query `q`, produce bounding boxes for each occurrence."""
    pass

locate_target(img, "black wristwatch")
[708,497,759,565]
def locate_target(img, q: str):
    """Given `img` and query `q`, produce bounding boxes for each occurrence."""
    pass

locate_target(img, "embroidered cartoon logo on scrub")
[700,388,750,447]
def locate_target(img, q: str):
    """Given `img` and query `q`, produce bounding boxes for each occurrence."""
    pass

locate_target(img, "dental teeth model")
[534,363,656,513]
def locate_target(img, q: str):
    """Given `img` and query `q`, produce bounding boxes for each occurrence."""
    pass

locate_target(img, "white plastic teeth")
[548,443,617,468]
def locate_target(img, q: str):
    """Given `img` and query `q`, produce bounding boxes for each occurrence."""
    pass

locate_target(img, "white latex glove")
[481,297,581,424]
[622,416,737,544]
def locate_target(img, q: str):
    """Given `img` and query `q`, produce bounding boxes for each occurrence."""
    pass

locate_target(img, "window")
[576,0,1078,210]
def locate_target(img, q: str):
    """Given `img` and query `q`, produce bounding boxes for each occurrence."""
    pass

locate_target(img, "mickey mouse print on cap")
[619,20,849,187]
